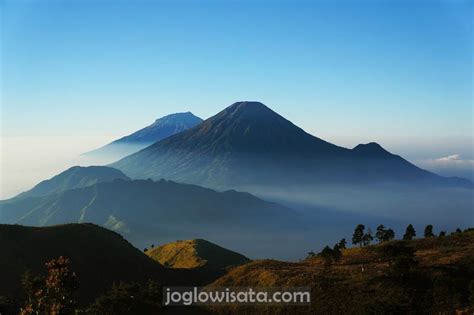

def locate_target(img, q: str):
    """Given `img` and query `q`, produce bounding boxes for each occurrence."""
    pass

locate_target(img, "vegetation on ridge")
[145,239,251,270]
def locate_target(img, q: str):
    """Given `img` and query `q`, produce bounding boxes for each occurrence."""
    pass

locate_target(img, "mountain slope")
[0,179,292,250]
[85,112,202,159]
[10,166,129,201]
[146,239,251,269]
[111,101,470,190]
[0,223,169,304]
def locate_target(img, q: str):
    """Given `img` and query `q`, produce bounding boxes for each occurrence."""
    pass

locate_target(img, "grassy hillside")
[209,231,474,314]
[146,239,251,269]
[0,223,170,305]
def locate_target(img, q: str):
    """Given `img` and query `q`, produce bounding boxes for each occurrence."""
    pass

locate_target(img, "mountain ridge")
[9,166,129,202]
[84,112,203,159]
[111,101,472,190]
[0,178,293,252]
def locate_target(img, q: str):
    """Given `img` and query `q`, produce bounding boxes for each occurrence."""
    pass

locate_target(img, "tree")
[375,225,387,243]
[306,251,316,259]
[385,229,395,241]
[352,224,365,247]
[424,225,435,238]
[318,244,343,266]
[362,228,374,246]
[20,256,79,315]
[21,270,42,305]
[319,246,334,264]
[403,224,416,240]
[455,228,462,233]
[338,238,347,250]
[439,231,446,237]
[332,244,342,262]
[144,248,148,252]
[376,225,395,243]
[151,244,155,249]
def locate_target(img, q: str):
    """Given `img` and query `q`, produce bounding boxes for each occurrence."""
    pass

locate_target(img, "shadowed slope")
[0,223,169,304]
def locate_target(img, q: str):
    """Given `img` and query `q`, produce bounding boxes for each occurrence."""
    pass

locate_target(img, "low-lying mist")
[0,136,118,199]
[1,136,472,261]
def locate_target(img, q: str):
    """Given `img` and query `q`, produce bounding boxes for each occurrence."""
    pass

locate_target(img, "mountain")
[208,230,474,314]
[146,239,251,270]
[111,101,472,190]
[84,112,203,159]
[0,223,170,305]
[0,178,292,252]
[10,166,129,201]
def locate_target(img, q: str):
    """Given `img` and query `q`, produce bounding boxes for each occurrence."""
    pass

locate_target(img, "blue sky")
[1,0,473,198]
[2,0,473,154]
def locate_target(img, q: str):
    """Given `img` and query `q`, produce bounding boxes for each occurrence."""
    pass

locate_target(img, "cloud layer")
[426,154,474,167]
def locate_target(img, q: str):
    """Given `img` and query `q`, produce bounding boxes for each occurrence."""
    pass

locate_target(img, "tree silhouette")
[375,225,395,242]
[20,256,78,315]
[385,229,395,241]
[338,238,347,250]
[439,231,446,237]
[20,270,42,306]
[332,244,342,262]
[375,225,387,243]
[362,228,374,246]
[352,224,365,247]
[424,225,435,238]
[318,243,343,266]
[403,224,416,240]
[319,246,335,266]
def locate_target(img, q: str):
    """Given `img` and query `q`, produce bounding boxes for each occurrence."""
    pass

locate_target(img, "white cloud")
[423,154,474,168]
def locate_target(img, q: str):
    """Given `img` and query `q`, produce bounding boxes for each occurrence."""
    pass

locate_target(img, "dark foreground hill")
[146,239,251,270]
[85,112,203,159]
[0,224,169,305]
[112,101,471,191]
[208,230,474,314]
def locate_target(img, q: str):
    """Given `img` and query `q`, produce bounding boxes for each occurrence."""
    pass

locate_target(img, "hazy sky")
[1,0,473,198]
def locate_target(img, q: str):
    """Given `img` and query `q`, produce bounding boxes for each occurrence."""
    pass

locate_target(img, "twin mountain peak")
[37,101,474,199]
